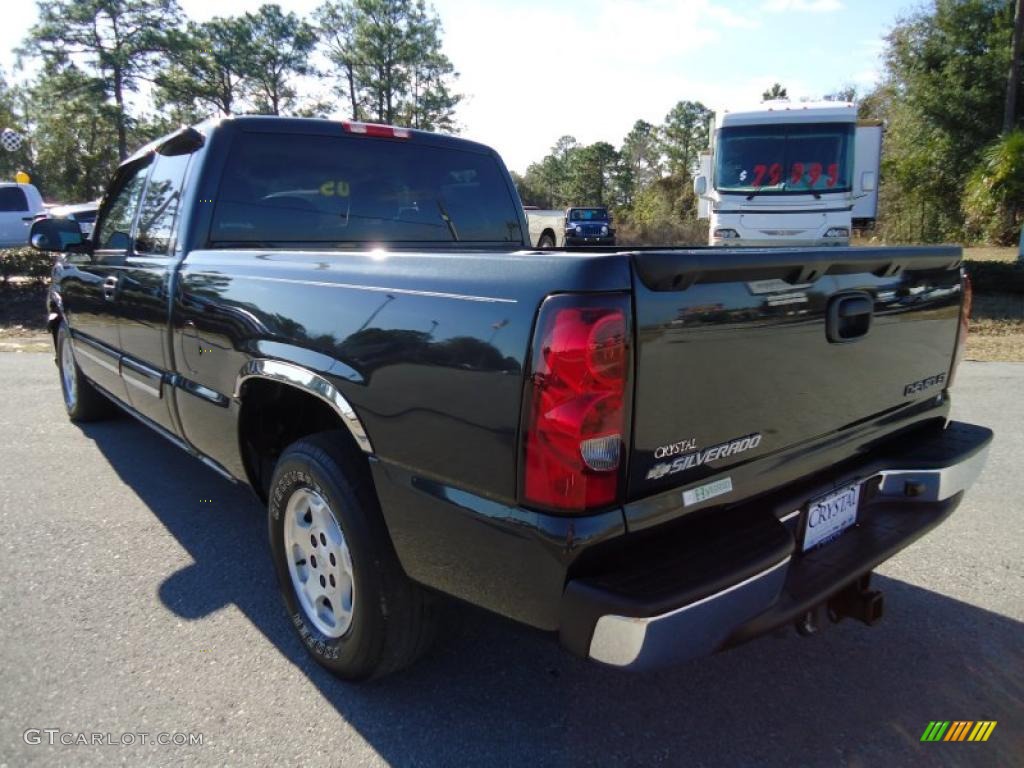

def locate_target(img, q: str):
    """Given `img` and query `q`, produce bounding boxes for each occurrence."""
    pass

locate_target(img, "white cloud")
[3,0,888,176]
[762,0,844,12]
[436,0,767,170]
[705,4,761,29]
[845,37,886,90]
[851,69,881,89]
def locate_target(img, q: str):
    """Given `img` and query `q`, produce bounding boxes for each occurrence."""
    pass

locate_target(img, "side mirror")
[30,217,88,253]
[694,175,708,196]
[860,171,876,193]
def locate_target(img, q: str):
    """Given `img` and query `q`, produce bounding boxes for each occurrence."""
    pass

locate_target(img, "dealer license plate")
[802,482,861,552]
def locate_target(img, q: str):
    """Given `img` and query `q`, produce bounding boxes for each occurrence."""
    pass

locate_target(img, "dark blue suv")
[564,207,615,245]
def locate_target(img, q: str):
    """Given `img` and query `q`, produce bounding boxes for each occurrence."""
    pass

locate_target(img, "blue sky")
[2,0,911,171]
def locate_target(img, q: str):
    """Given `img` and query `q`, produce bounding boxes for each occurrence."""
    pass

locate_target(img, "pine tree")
[316,0,460,130]
[24,0,183,160]
[661,100,712,177]
[239,4,317,116]
[155,17,253,117]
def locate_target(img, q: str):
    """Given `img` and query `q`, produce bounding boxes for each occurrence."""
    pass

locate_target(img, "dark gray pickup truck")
[31,116,991,680]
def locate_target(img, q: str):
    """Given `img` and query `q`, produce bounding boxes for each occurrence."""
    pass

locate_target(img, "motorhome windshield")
[715,122,855,195]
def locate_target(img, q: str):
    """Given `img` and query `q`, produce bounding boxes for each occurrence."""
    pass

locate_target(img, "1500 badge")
[645,433,762,481]
[904,372,946,396]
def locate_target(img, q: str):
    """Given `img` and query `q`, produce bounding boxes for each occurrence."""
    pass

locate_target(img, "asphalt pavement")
[0,351,1021,767]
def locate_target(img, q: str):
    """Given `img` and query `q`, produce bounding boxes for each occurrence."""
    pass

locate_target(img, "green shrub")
[962,131,1024,245]
[963,259,1024,296]
[614,217,708,247]
[0,247,54,285]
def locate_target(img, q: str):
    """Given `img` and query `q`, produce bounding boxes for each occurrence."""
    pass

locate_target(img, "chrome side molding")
[234,358,373,454]
[72,335,120,374]
[73,331,164,399]
[121,356,163,399]
[91,382,239,484]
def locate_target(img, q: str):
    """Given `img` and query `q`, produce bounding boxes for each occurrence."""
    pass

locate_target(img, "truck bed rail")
[628,245,963,291]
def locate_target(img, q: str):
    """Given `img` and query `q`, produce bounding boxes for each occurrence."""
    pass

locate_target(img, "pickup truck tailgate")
[627,246,964,509]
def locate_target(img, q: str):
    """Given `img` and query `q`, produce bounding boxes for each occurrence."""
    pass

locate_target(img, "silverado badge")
[646,433,763,481]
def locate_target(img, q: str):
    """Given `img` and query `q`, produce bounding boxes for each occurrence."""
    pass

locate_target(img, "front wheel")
[56,323,113,422]
[268,432,437,679]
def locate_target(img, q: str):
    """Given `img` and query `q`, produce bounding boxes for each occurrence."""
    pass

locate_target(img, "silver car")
[43,200,100,239]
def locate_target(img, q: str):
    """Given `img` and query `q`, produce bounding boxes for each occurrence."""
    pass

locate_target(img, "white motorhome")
[694,101,881,246]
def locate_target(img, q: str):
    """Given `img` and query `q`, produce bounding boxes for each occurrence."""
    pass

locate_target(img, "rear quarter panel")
[172,248,633,504]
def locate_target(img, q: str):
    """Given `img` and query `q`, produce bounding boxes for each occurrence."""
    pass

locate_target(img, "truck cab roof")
[123,115,500,168]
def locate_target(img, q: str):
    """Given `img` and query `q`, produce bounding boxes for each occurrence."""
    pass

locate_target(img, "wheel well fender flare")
[234,358,373,454]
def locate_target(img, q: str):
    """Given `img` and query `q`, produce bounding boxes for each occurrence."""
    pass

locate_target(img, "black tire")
[56,323,114,422]
[268,431,437,680]
[537,233,555,248]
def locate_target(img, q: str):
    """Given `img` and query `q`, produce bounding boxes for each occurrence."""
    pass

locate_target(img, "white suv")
[0,183,45,248]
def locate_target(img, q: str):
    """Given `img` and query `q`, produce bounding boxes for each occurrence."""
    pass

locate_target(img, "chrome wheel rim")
[283,487,355,638]
[60,334,77,409]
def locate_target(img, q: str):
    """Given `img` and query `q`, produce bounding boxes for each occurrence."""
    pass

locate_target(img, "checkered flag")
[1,128,24,152]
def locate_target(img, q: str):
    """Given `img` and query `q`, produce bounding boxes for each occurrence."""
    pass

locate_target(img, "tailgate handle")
[827,292,873,343]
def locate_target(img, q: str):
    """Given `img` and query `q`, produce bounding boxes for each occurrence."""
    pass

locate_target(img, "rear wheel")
[537,233,555,248]
[268,432,437,679]
[56,323,113,422]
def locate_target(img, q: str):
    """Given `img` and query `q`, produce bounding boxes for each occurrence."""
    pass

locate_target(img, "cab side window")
[135,153,191,256]
[94,162,150,251]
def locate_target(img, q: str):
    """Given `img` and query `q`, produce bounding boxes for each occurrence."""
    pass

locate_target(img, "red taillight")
[522,294,631,512]
[949,271,972,387]
[341,120,411,139]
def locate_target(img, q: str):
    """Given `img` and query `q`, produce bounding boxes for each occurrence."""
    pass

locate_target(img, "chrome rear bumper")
[589,557,791,667]
[873,440,989,503]
[566,421,992,670]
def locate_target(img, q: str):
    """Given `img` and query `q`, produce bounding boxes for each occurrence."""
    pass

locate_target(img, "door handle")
[102,275,120,301]
[827,291,874,343]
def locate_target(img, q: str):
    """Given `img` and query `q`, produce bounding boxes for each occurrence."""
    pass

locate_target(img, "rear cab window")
[210,132,523,246]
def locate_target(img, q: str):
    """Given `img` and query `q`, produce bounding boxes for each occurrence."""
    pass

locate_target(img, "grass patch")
[962,245,1020,263]
[966,330,1024,361]
[965,293,1024,362]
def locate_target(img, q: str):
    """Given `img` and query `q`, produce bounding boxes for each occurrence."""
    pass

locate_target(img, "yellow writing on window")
[319,180,350,197]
